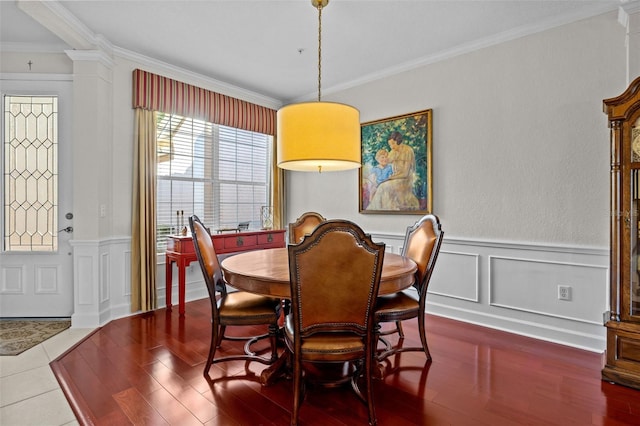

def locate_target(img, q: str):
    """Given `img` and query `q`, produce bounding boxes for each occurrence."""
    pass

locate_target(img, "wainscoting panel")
[76,254,94,306]
[101,238,134,323]
[430,250,480,302]
[124,249,131,298]
[100,252,110,303]
[489,256,608,324]
[71,237,132,327]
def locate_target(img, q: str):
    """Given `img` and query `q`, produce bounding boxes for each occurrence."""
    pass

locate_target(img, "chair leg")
[349,352,377,425]
[291,354,302,426]
[216,325,226,347]
[417,311,431,360]
[204,322,221,376]
[366,345,377,426]
[395,320,405,338]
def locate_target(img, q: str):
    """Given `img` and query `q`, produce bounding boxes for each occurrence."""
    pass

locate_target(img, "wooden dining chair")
[285,220,385,426]
[375,214,443,361]
[189,215,280,376]
[288,211,326,244]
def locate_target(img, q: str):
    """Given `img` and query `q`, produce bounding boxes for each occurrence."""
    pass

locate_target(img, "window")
[156,112,272,250]
[3,95,58,252]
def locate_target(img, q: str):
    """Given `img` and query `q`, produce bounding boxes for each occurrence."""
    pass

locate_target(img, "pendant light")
[276,0,361,173]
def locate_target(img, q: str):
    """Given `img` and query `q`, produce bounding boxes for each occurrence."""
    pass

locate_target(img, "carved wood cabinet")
[165,229,286,315]
[603,75,640,390]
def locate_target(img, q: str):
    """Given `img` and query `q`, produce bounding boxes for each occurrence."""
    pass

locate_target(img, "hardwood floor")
[51,298,640,425]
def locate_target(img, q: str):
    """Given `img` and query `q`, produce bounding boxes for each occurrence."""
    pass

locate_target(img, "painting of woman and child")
[359,109,432,214]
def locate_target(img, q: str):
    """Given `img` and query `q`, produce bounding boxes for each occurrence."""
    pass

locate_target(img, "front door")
[0,77,74,317]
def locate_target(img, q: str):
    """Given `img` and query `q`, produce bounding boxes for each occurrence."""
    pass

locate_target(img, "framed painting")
[359,109,432,214]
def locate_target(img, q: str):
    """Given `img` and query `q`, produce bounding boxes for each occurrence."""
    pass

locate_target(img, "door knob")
[59,226,73,233]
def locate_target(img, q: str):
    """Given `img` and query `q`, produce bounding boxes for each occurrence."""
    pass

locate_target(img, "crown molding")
[65,49,114,68]
[295,2,620,103]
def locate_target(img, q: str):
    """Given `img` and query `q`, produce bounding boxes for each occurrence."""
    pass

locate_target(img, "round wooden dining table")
[220,247,417,298]
[220,247,417,386]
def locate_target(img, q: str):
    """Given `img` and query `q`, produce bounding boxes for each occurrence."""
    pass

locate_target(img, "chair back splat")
[288,211,326,244]
[286,220,384,426]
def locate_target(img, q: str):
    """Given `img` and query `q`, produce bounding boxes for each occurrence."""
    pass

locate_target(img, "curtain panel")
[131,109,157,312]
[132,69,276,135]
[271,135,285,230]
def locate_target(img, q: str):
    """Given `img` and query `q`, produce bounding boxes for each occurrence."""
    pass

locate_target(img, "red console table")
[165,229,286,315]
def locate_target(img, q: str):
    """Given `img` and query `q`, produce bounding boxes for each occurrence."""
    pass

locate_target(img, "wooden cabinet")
[603,76,640,390]
[165,229,286,315]
[166,229,286,256]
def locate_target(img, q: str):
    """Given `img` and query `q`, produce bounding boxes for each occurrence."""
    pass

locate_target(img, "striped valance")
[132,69,276,136]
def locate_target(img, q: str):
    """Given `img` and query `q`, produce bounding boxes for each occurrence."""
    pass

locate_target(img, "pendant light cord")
[317,3,323,102]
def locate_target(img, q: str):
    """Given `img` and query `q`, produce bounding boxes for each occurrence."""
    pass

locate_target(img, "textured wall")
[287,11,627,248]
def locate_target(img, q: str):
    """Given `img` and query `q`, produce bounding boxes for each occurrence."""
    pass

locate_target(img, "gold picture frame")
[359,109,432,214]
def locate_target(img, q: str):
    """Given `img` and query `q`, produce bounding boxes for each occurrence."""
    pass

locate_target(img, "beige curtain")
[271,135,285,230]
[131,108,157,312]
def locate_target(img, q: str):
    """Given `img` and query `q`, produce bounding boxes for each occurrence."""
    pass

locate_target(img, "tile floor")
[0,327,94,426]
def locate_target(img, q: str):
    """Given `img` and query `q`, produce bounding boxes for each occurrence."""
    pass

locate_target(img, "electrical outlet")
[558,285,571,301]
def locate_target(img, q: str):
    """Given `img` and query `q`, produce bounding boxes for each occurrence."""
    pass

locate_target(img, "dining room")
[2,0,640,424]
[1,0,624,350]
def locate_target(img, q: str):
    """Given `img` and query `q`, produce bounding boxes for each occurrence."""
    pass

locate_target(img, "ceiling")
[0,0,623,105]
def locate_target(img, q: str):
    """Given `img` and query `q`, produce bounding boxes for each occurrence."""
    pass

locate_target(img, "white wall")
[0,11,628,351]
